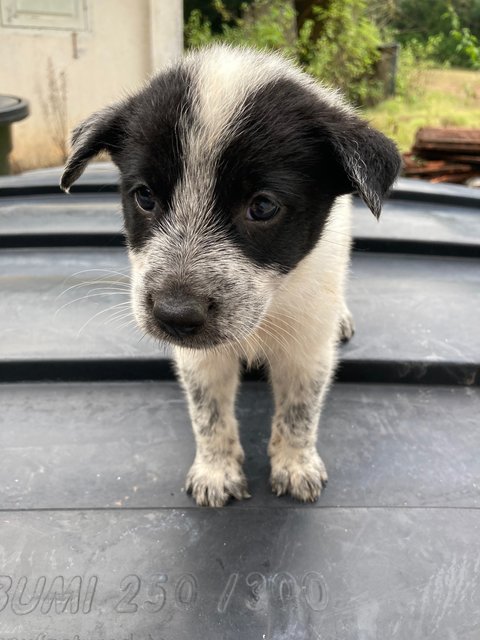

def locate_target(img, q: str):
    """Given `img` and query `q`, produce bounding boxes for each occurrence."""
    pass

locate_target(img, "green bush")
[297,0,383,105]
[393,2,480,69]
[434,5,480,68]
[184,0,385,105]
[185,8,216,47]
[221,0,298,52]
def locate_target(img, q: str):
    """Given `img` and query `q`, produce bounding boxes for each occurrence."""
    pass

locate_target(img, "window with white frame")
[0,0,88,31]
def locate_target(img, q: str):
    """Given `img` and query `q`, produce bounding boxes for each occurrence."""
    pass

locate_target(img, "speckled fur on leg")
[175,347,249,507]
[268,353,333,502]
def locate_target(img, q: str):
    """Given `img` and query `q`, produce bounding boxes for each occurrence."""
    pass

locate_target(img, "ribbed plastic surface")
[0,166,479,638]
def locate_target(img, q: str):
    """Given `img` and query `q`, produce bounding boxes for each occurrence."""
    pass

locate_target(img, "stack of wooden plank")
[402,127,480,184]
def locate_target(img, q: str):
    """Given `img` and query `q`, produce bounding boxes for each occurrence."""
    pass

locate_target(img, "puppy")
[61,45,401,507]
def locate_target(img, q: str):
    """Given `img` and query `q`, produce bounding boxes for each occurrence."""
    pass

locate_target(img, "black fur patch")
[114,67,194,249]
[213,77,400,271]
[62,66,194,250]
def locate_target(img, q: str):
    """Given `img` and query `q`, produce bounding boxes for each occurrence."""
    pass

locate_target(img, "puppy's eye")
[247,194,280,222]
[134,186,156,212]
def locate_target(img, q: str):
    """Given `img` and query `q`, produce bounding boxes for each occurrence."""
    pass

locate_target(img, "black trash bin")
[0,95,29,175]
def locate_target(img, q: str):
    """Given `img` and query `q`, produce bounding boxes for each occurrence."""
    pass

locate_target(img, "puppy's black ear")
[327,119,402,219]
[60,104,124,192]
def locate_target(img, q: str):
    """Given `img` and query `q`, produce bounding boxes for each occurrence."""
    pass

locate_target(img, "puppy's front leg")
[268,349,334,502]
[175,348,249,507]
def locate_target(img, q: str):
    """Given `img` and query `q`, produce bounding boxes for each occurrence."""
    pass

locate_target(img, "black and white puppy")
[61,46,401,507]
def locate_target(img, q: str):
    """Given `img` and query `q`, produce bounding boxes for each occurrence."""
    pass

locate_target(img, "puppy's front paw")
[270,447,328,502]
[186,457,250,507]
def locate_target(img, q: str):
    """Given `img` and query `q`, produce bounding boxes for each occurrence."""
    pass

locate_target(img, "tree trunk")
[294,0,332,41]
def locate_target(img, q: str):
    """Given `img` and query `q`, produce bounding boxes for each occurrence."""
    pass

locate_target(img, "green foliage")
[297,0,383,105]
[184,0,384,105]
[221,0,298,52]
[392,1,480,69]
[184,0,247,35]
[185,0,295,51]
[184,9,215,47]
[435,5,480,68]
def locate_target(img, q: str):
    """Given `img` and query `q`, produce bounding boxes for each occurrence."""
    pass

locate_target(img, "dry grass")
[363,67,480,151]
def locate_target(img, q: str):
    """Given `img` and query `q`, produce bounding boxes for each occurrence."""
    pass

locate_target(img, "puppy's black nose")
[152,293,209,338]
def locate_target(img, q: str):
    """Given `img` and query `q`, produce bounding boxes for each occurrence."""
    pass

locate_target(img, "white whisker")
[76,302,134,336]
[55,293,130,316]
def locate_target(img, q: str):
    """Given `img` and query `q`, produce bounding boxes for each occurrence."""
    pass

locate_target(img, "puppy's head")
[61,46,401,349]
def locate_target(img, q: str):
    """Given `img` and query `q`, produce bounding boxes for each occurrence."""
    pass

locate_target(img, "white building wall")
[0,0,183,171]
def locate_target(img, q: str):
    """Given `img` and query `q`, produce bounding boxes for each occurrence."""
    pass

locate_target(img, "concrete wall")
[0,0,183,171]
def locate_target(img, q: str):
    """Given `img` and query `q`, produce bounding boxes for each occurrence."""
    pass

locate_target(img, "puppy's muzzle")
[152,292,209,339]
